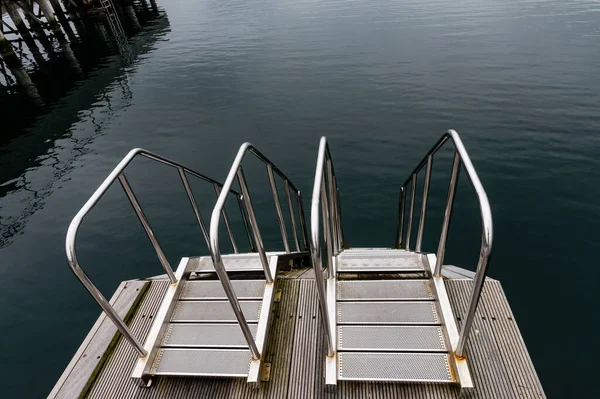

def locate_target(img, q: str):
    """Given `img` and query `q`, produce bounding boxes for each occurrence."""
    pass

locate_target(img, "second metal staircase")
[310,132,493,389]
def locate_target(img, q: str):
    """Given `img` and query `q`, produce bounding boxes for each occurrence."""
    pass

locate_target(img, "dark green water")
[1,0,599,397]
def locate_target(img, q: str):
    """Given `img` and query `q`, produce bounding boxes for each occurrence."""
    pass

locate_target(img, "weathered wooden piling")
[0,29,43,105]
[4,1,47,66]
[48,0,78,42]
[36,0,82,73]
[122,0,142,31]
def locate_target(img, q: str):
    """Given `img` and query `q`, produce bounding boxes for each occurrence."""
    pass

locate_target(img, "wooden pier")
[49,264,547,399]
[0,0,160,103]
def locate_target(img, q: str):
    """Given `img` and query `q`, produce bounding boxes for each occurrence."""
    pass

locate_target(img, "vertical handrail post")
[326,157,339,255]
[297,191,309,250]
[213,183,239,254]
[335,185,344,249]
[237,194,255,251]
[416,155,433,252]
[321,176,333,279]
[267,164,290,253]
[435,151,460,277]
[396,186,406,248]
[284,180,301,251]
[178,168,210,248]
[118,173,176,284]
[237,167,273,283]
[406,174,417,250]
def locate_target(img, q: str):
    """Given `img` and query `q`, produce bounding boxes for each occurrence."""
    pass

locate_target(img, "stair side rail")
[395,129,493,358]
[209,142,309,360]
[309,136,343,357]
[66,148,249,357]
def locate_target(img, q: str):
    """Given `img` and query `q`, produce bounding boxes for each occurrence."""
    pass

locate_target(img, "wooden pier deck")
[49,267,546,399]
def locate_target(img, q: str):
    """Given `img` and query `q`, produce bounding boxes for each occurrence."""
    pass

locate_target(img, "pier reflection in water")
[0,0,169,251]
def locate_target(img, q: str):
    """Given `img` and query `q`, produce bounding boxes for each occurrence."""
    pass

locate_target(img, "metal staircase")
[310,131,493,388]
[66,146,308,386]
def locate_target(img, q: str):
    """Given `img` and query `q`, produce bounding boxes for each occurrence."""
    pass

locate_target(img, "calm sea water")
[1,0,599,397]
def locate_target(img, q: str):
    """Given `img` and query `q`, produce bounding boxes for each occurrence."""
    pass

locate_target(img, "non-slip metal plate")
[171,300,262,323]
[338,325,446,351]
[337,280,433,301]
[181,280,265,300]
[163,323,258,348]
[337,302,439,324]
[152,348,251,376]
[189,255,264,272]
[337,352,453,382]
[338,253,425,272]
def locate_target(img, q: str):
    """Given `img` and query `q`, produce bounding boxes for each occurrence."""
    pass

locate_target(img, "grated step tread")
[163,323,258,348]
[181,280,265,300]
[337,252,425,272]
[337,352,453,382]
[151,348,251,377]
[337,301,439,324]
[337,280,433,301]
[338,325,446,351]
[171,300,262,323]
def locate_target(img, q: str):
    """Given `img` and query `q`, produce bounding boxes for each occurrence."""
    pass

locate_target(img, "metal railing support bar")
[310,138,335,356]
[416,155,433,252]
[297,191,309,250]
[267,164,290,253]
[326,158,339,255]
[66,148,246,358]
[237,195,255,252]
[406,174,417,250]
[236,167,272,282]
[211,255,261,359]
[321,176,334,279]
[335,185,344,249]
[284,180,301,252]
[435,151,460,277]
[118,173,177,283]
[213,184,239,254]
[178,167,210,247]
[396,186,406,248]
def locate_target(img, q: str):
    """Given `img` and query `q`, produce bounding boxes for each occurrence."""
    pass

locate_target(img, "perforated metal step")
[151,348,251,377]
[181,280,265,300]
[337,252,425,272]
[337,352,453,382]
[338,325,446,351]
[337,301,439,324]
[188,253,281,272]
[337,280,433,301]
[171,300,262,323]
[163,323,258,348]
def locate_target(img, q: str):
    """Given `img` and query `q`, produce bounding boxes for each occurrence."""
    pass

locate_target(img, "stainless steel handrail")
[395,129,493,358]
[310,137,343,358]
[66,148,249,358]
[209,142,308,360]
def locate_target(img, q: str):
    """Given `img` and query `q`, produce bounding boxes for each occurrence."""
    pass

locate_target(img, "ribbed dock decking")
[50,268,546,399]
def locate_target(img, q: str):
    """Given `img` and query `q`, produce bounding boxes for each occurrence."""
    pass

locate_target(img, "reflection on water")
[0,0,170,247]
